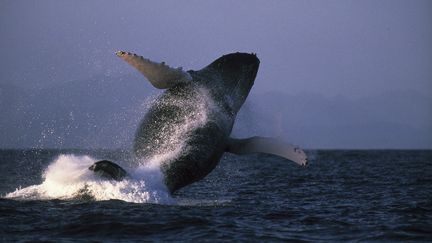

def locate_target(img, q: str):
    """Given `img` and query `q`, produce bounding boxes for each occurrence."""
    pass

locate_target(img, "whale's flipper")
[116,51,192,89]
[226,137,308,166]
[89,160,128,181]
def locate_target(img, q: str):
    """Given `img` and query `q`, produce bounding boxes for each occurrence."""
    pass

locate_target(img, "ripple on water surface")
[0,150,431,241]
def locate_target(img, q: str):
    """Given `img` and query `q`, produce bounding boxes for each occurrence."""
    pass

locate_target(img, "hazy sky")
[0,1,431,149]
[1,0,431,97]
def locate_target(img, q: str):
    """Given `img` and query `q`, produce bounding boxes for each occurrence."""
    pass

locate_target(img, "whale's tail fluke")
[226,137,308,166]
[89,160,128,181]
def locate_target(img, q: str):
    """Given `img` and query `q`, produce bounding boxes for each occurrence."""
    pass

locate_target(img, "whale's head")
[192,52,260,114]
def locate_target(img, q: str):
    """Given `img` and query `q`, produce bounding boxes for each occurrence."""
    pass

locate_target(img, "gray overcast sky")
[1,0,431,97]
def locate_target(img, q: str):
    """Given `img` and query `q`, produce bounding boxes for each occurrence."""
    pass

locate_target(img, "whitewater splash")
[6,154,174,204]
[5,87,217,204]
[5,81,225,204]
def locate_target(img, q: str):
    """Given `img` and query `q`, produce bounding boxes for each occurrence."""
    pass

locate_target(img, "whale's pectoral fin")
[116,51,192,89]
[226,137,308,166]
[89,160,128,181]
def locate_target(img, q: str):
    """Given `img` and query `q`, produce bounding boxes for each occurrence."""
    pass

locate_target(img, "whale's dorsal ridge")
[116,51,192,89]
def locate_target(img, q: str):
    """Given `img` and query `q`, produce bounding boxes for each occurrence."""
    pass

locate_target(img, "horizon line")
[0,147,431,151]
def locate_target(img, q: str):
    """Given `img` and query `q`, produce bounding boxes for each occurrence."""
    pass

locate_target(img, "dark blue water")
[1,150,431,241]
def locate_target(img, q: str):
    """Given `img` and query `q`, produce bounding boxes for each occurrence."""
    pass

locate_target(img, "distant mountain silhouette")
[234,90,432,149]
[1,78,431,149]
[0,75,159,148]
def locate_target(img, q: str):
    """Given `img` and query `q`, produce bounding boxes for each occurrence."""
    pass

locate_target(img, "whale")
[89,52,307,193]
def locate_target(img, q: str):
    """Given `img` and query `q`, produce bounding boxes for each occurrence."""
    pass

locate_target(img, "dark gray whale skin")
[133,53,259,193]
[89,160,127,181]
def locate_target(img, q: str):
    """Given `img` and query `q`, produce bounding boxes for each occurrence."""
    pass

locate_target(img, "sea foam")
[6,86,217,204]
[6,154,174,204]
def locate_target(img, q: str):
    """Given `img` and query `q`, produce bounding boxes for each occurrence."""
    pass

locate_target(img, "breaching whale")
[89,52,307,193]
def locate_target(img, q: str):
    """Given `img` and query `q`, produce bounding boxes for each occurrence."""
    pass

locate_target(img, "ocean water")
[0,149,431,241]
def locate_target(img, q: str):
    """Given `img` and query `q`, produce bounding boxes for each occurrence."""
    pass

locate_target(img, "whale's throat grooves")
[133,83,233,192]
